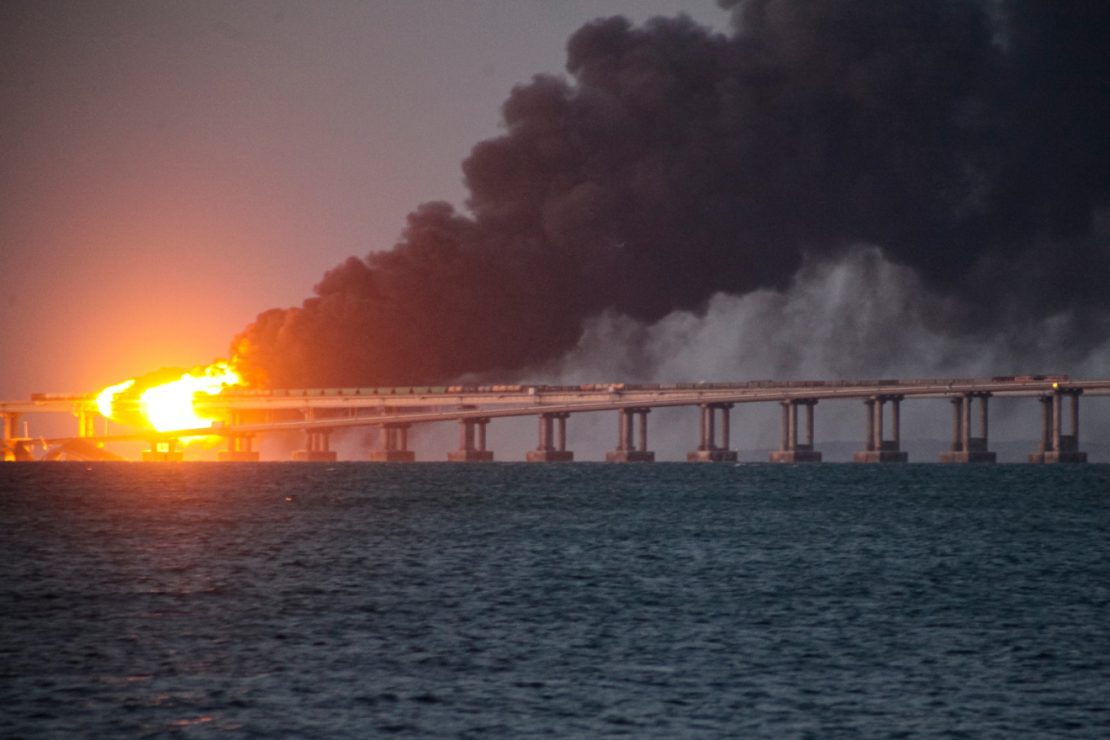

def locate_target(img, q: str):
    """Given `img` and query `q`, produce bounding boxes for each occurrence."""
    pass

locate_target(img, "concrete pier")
[293,409,338,461]
[77,408,97,438]
[143,438,183,462]
[527,412,573,462]
[2,412,22,461]
[370,422,415,462]
[606,408,654,462]
[2,412,33,461]
[770,399,822,462]
[219,435,259,462]
[294,428,337,461]
[940,393,996,463]
[449,417,493,461]
[854,395,908,463]
[2,412,17,442]
[219,412,260,461]
[688,403,737,462]
[1029,389,1087,463]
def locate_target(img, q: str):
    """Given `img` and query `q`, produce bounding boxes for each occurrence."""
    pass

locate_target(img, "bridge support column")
[688,403,737,462]
[2,413,17,444]
[293,408,337,461]
[770,399,822,462]
[449,417,493,461]
[219,411,260,461]
[370,423,415,462]
[528,412,573,462]
[143,438,183,462]
[70,403,114,459]
[220,434,259,462]
[526,414,572,459]
[293,429,337,461]
[854,395,907,463]
[940,393,996,462]
[2,412,31,462]
[1029,389,1087,463]
[77,407,97,438]
[607,408,654,462]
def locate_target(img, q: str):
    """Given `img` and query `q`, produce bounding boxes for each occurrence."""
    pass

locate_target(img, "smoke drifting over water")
[233,1,1110,388]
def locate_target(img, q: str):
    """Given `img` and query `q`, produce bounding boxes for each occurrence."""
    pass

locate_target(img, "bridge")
[3,375,1108,463]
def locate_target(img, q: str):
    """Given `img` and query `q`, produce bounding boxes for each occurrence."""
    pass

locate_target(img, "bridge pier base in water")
[854,395,908,463]
[607,408,654,462]
[219,412,260,461]
[77,408,97,438]
[528,412,573,462]
[143,438,183,462]
[2,412,28,461]
[219,435,259,462]
[294,428,337,462]
[688,403,738,462]
[370,422,415,462]
[940,393,995,463]
[770,399,822,463]
[449,417,493,461]
[1029,389,1087,463]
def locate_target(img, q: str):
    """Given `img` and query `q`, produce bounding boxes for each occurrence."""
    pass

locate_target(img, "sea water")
[2,463,1109,738]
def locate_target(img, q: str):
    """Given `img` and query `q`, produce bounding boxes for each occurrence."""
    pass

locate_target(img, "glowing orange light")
[96,360,244,436]
[96,378,135,418]
[139,362,241,432]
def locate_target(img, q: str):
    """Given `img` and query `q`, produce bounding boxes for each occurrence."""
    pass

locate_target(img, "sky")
[1,0,728,399]
[4,1,1109,459]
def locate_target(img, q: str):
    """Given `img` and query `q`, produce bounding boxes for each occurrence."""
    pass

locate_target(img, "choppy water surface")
[2,463,1109,738]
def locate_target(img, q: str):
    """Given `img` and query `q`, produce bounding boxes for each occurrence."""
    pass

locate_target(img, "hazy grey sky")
[0,0,727,397]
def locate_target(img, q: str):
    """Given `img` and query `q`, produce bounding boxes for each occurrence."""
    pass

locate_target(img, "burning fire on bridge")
[93,360,244,441]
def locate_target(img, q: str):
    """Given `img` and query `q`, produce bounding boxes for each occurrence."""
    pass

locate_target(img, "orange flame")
[96,360,245,435]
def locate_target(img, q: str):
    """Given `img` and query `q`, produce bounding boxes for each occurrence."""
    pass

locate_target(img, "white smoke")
[525,247,1110,461]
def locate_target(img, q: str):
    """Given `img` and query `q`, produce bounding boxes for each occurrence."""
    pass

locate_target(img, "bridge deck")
[5,376,1109,444]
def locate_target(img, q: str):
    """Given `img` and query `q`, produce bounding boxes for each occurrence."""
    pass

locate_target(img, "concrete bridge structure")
[3,376,1108,463]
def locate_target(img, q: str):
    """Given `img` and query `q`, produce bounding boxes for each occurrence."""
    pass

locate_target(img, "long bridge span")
[3,375,1109,463]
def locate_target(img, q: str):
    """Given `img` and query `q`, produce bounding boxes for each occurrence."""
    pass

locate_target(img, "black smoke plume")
[233,0,1110,388]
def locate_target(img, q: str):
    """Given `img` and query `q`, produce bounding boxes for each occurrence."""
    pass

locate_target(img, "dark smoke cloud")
[233,0,1110,388]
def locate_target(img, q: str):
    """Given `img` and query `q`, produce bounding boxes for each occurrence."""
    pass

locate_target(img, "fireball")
[96,360,244,434]
[139,362,242,432]
[96,378,136,418]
